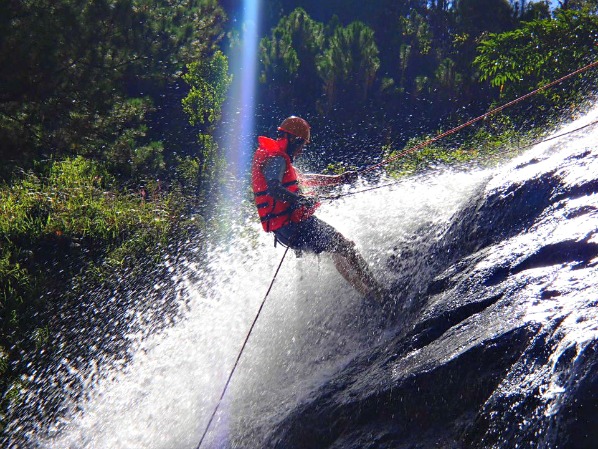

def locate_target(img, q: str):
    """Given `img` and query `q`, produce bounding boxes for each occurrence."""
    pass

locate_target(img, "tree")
[398,10,434,96]
[474,9,598,94]
[0,0,226,180]
[259,8,324,107]
[556,0,598,11]
[182,51,233,193]
[455,0,516,36]
[519,1,551,21]
[447,0,516,107]
[317,21,380,111]
[474,9,598,122]
[434,57,462,100]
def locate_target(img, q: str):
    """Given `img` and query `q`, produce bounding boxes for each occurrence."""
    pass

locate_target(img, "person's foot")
[365,285,393,307]
[369,283,409,318]
[367,284,393,303]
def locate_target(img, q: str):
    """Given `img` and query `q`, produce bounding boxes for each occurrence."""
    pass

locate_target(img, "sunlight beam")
[219,0,261,204]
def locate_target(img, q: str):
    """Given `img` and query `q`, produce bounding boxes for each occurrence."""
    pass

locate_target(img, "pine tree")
[317,22,380,111]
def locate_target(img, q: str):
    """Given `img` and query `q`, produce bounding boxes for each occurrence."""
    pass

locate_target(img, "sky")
[546,0,562,9]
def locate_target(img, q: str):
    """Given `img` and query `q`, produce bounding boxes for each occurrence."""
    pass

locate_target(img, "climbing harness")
[195,246,290,449]
[194,59,598,449]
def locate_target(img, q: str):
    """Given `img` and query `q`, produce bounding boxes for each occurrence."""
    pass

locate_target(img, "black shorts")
[273,216,345,254]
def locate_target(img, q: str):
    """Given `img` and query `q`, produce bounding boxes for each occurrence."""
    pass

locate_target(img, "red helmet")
[278,116,311,143]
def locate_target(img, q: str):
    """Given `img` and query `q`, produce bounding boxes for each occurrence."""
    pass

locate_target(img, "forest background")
[1,0,597,432]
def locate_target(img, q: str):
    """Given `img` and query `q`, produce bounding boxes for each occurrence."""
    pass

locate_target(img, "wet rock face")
[267,140,598,448]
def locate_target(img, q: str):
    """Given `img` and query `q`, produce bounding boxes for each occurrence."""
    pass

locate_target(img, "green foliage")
[383,137,461,177]
[0,156,179,351]
[0,347,7,377]
[182,50,232,192]
[474,9,598,102]
[260,26,301,87]
[455,0,515,35]
[434,57,462,97]
[401,10,433,56]
[561,0,598,12]
[260,9,381,111]
[324,162,358,176]
[0,0,226,177]
[1,378,26,424]
[383,111,535,179]
[396,10,435,95]
[172,156,202,197]
[317,21,381,109]
[0,251,32,310]
[32,326,50,349]
[0,0,231,431]
[0,157,177,287]
[0,155,195,424]
[182,51,233,127]
[519,1,551,21]
[258,1,520,120]
[94,97,166,180]
[259,8,325,105]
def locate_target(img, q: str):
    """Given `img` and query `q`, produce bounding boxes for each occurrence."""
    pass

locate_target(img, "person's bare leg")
[332,253,371,295]
[331,239,383,298]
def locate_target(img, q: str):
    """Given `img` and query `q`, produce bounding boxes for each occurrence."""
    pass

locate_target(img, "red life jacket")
[251,136,318,232]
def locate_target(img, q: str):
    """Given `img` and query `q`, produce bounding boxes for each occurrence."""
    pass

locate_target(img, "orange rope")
[196,59,598,448]
[360,59,598,174]
[321,118,598,202]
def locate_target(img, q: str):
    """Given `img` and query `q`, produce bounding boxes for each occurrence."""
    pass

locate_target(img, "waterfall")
[6,106,598,449]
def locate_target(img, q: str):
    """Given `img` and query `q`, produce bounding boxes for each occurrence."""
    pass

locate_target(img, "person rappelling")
[251,115,385,299]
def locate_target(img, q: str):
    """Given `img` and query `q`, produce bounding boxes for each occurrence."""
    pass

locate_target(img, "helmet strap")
[287,135,305,161]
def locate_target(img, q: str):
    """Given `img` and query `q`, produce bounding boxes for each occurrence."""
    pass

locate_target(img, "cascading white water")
[12,105,598,449]
[24,172,485,449]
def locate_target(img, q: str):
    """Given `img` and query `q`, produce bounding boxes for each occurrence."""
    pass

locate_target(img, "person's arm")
[263,157,314,206]
[299,171,358,187]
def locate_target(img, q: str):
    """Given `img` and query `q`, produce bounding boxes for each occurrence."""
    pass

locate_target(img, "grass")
[382,112,555,178]
[0,156,196,429]
[0,95,585,433]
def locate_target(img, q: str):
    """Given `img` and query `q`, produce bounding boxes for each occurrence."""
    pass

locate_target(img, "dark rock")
[266,139,598,448]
